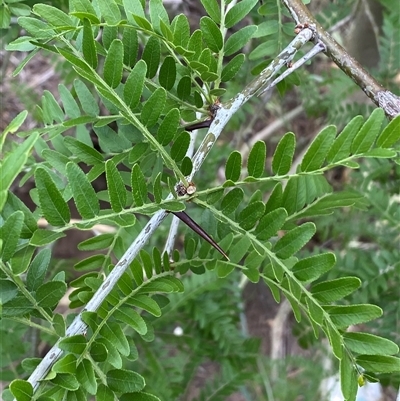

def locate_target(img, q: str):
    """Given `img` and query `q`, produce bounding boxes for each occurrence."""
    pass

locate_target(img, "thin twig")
[281,0,400,119]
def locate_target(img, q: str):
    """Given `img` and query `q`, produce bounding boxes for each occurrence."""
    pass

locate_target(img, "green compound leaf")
[103,39,124,89]
[356,355,400,374]
[149,0,169,33]
[272,132,296,175]
[33,4,73,27]
[225,151,242,181]
[351,107,384,154]
[82,18,98,68]
[105,159,127,213]
[97,0,121,25]
[74,79,99,117]
[224,25,257,56]
[27,248,51,291]
[326,304,382,328]
[173,14,190,47]
[200,0,220,23]
[273,222,316,259]
[301,125,336,172]
[59,334,88,354]
[53,354,78,374]
[157,108,180,146]
[107,369,145,393]
[254,207,288,240]
[141,87,166,127]
[30,229,65,246]
[122,28,138,67]
[376,113,400,148]
[9,379,33,401]
[170,131,190,162]
[311,277,361,303]
[343,332,399,356]
[247,140,266,178]
[76,358,97,394]
[0,131,38,210]
[225,0,258,28]
[200,16,223,52]
[36,281,67,308]
[124,59,147,109]
[238,201,265,230]
[35,167,70,226]
[340,348,358,401]
[159,55,176,90]
[221,187,244,215]
[131,164,147,207]
[129,294,162,317]
[327,117,363,164]
[52,373,79,391]
[0,211,24,262]
[114,307,148,335]
[66,162,100,219]
[64,137,103,165]
[59,84,81,119]
[221,53,245,82]
[292,252,336,283]
[142,36,161,78]
[42,90,65,124]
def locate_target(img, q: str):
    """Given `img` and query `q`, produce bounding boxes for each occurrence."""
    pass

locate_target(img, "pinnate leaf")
[105,159,127,213]
[225,151,242,181]
[131,164,147,206]
[274,222,316,259]
[36,281,67,308]
[27,248,51,291]
[254,207,287,240]
[311,277,360,303]
[0,211,24,262]
[142,36,161,78]
[33,4,73,27]
[9,379,33,401]
[340,348,358,401]
[82,18,97,68]
[97,0,121,25]
[292,253,335,282]
[221,188,244,215]
[200,16,223,52]
[343,332,399,355]
[376,113,400,148]
[170,131,190,162]
[356,355,400,373]
[301,125,336,172]
[247,140,266,178]
[77,358,97,394]
[114,307,148,335]
[103,39,124,89]
[224,25,257,56]
[141,87,166,127]
[221,53,245,82]
[107,369,145,393]
[272,132,295,175]
[124,60,147,109]
[159,55,176,90]
[200,0,220,23]
[157,108,180,146]
[59,335,87,354]
[66,162,99,219]
[225,0,258,28]
[326,304,382,328]
[351,108,384,154]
